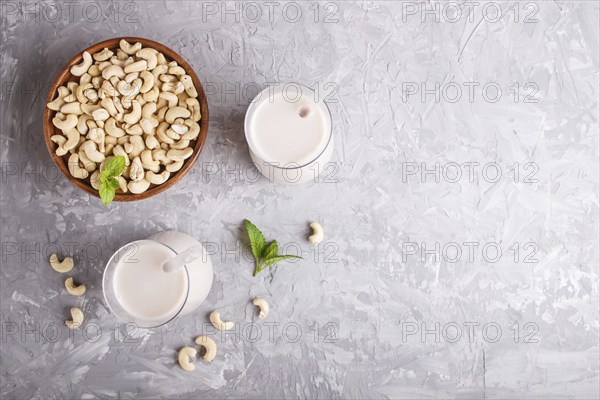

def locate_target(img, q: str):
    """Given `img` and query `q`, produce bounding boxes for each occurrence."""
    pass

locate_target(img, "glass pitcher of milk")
[102,231,213,328]
[245,83,334,184]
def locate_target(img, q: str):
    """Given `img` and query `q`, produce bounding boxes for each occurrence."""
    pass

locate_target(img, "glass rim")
[244,83,334,170]
[102,239,190,329]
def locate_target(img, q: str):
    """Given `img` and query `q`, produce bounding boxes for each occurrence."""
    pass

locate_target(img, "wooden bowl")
[43,37,209,202]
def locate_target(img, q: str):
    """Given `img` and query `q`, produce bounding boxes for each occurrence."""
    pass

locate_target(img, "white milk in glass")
[103,232,213,328]
[245,84,333,184]
[112,241,187,322]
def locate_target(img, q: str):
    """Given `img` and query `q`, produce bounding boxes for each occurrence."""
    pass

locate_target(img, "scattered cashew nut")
[210,311,234,331]
[195,336,217,362]
[178,346,197,372]
[309,222,324,244]
[253,298,269,319]
[65,307,84,329]
[65,277,86,296]
[49,253,74,273]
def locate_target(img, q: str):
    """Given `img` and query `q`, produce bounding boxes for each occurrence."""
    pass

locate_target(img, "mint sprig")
[99,155,126,206]
[243,219,302,277]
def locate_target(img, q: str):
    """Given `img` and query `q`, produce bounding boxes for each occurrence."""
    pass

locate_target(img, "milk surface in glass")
[112,241,187,321]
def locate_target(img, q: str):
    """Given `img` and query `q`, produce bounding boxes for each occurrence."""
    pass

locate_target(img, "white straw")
[162,245,204,273]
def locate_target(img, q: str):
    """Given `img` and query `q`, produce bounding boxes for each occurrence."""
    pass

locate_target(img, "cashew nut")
[70,51,93,76]
[180,75,198,98]
[75,82,93,104]
[101,65,125,80]
[146,170,170,185]
[124,60,147,74]
[48,88,67,111]
[165,107,191,124]
[128,179,151,194]
[52,113,78,130]
[178,346,197,372]
[92,108,110,122]
[167,148,193,162]
[145,134,159,150]
[124,100,142,125]
[209,311,234,331]
[91,170,101,189]
[93,48,114,61]
[129,135,145,157]
[162,81,186,95]
[81,140,105,163]
[130,157,144,182]
[65,307,84,329]
[181,120,200,140]
[116,80,140,97]
[143,85,160,102]
[51,135,68,156]
[309,222,324,244]
[140,149,159,167]
[185,98,201,122]
[195,336,217,362]
[78,149,97,172]
[63,129,80,151]
[65,277,86,296]
[112,145,130,165]
[49,253,74,273]
[119,39,142,55]
[252,298,269,319]
[68,153,89,179]
[136,48,158,69]
[104,117,126,138]
[166,160,184,173]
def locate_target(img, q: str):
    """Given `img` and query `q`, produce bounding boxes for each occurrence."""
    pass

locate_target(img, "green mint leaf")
[99,169,111,183]
[254,255,303,276]
[107,177,120,190]
[244,219,266,262]
[262,240,278,261]
[262,255,302,267]
[104,155,126,177]
[99,182,116,206]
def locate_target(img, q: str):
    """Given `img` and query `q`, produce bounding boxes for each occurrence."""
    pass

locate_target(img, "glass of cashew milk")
[245,83,334,184]
[103,231,213,328]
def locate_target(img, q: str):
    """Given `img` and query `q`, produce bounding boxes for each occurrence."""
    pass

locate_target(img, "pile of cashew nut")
[47,39,202,194]
[49,253,87,329]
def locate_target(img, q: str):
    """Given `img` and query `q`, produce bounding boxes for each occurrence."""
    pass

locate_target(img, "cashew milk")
[245,84,333,184]
[113,241,187,321]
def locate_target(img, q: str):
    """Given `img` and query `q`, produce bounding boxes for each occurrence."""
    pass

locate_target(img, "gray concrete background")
[1,1,599,399]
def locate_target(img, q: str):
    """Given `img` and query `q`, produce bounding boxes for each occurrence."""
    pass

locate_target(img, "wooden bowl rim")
[43,37,209,202]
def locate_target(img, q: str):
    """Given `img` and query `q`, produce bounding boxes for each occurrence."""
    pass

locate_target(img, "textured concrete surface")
[1,1,599,399]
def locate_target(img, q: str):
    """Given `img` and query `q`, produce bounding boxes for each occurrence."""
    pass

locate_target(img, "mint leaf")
[99,183,116,206]
[244,219,266,262]
[100,169,111,183]
[107,177,120,190]
[243,220,304,277]
[104,155,126,177]
[262,255,302,267]
[97,156,126,206]
[262,240,278,261]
